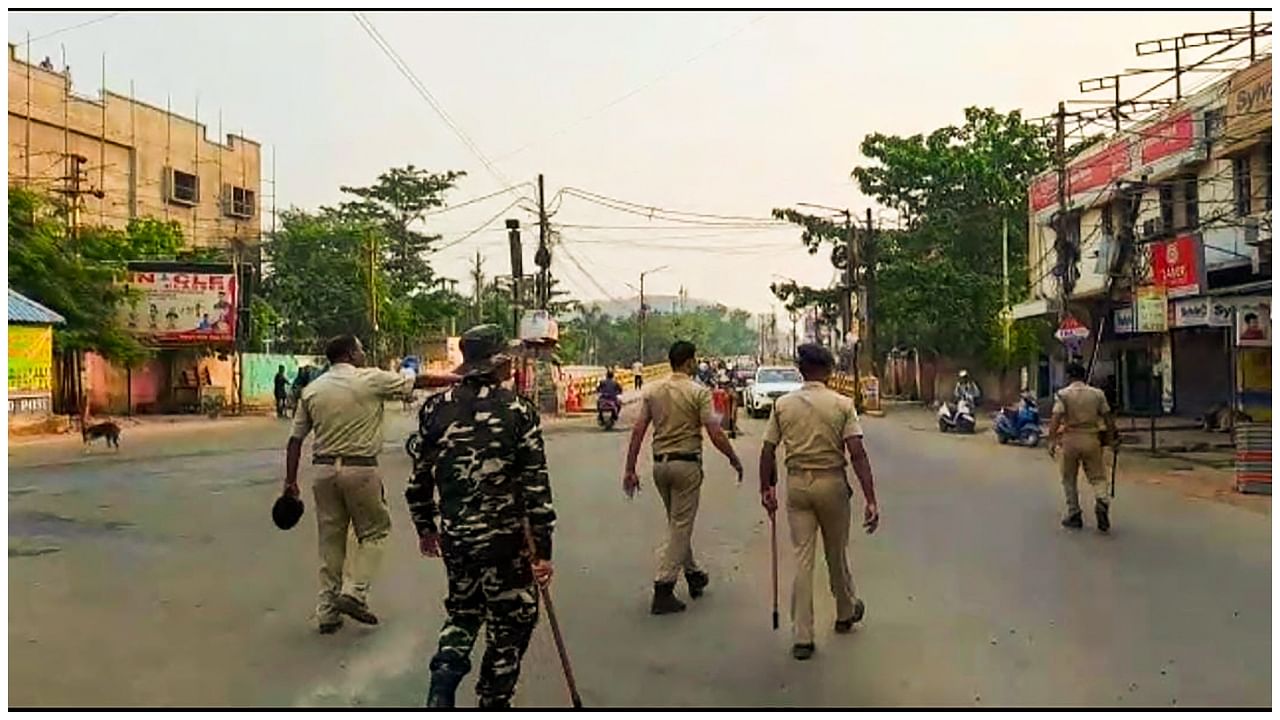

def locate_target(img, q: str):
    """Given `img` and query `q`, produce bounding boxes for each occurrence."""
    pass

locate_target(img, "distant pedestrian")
[758,343,879,661]
[624,340,743,615]
[273,365,289,419]
[632,360,644,390]
[1048,362,1117,532]
[406,325,556,708]
[282,334,457,634]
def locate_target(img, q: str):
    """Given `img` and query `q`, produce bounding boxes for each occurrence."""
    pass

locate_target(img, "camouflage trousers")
[430,554,540,705]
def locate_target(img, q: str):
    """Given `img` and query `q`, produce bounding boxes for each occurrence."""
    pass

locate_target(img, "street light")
[637,265,668,364]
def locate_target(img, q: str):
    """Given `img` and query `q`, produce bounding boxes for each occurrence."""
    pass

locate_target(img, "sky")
[7,10,1268,315]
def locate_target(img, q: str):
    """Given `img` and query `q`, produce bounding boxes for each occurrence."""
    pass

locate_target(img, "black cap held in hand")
[272,493,305,530]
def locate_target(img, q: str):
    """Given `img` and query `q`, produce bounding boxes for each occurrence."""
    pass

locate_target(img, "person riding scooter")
[954,370,982,406]
[596,371,624,429]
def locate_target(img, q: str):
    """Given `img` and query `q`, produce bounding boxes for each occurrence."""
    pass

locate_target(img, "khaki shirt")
[291,363,414,457]
[640,371,714,455]
[1053,381,1111,434]
[764,381,863,472]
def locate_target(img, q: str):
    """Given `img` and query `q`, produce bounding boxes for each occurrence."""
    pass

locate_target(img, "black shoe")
[651,582,687,615]
[1096,502,1111,533]
[685,570,710,599]
[426,672,462,708]
[478,696,512,709]
[318,618,344,635]
[792,643,816,660]
[1061,512,1083,529]
[335,594,379,625]
[835,599,866,633]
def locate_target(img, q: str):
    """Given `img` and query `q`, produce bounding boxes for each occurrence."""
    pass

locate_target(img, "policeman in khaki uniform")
[624,340,744,615]
[759,344,880,661]
[283,334,457,634]
[1048,362,1118,533]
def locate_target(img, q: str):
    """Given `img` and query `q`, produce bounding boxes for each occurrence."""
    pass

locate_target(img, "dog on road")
[81,420,121,451]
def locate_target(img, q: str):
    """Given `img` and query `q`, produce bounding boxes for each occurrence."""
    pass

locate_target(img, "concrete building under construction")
[6,43,261,249]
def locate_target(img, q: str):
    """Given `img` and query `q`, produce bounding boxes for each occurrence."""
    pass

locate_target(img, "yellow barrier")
[829,373,882,413]
[566,363,670,412]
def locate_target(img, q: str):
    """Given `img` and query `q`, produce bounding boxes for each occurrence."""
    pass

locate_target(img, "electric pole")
[864,207,878,381]
[637,265,668,364]
[56,153,103,240]
[535,173,552,310]
[1054,99,1069,321]
[470,252,485,327]
[506,219,522,337]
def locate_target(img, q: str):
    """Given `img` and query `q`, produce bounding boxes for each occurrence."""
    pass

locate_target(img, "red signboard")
[1068,140,1132,195]
[1151,234,1203,298]
[1141,111,1195,165]
[1029,141,1132,213]
[1030,175,1058,213]
[118,270,238,345]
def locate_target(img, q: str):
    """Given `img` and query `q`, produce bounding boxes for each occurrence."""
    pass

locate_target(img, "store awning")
[1012,298,1052,320]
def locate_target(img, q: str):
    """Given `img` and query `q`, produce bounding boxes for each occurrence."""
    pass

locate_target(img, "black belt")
[313,455,378,466]
[654,452,701,464]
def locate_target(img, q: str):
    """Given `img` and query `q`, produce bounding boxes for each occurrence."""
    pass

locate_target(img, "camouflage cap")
[458,324,512,377]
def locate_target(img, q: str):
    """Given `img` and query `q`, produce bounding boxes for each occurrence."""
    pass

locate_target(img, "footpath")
[878,403,1268,517]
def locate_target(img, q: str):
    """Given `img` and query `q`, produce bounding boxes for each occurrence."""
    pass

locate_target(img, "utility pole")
[506,219,522,337]
[56,153,103,240]
[864,208,878,382]
[470,252,485,326]
[1054,100,1069,321]
[843,210,856,371]
[1002,216,1011,355]
[637,265,667,364]
[535,173,552,310]
[367,228,380,366]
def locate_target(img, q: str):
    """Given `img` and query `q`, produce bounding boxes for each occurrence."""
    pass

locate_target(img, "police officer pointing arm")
[282,335,457,634]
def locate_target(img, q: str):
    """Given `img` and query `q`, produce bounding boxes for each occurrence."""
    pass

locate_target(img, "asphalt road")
[8,407,1271,708]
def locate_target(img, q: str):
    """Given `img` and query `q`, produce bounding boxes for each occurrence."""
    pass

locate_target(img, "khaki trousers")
[653,459,704,584]
[786,468,856,645]
[1061,432,1109,515]
[312,464,391,623]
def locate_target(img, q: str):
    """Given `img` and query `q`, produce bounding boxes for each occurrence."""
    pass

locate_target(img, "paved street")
[8,407,1270,708]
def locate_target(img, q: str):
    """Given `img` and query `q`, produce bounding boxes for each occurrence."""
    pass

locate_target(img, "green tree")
[775,107,1051,365]
[335,165,467,354]
[8,187,188,365]
[257,207,376,353]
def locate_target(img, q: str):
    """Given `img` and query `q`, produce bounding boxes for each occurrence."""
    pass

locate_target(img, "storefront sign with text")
[1151,234,1204,297]
[1136,286,1168,333]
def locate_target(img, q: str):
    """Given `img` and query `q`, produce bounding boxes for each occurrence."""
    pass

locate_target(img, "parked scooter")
[597,395,621,431]
[994,394,1042,447]
[938,397,977,434]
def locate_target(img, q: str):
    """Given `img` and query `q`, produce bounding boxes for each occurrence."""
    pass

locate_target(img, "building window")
[1234,156,1253,217]
[224,185,255,219]
[1159,183,1175,230]
[1101,201,1114,239]
[1183,176,1199,230]
[166,168,199,206]
[1264,144,1272,212]
[1204,108,1224,145]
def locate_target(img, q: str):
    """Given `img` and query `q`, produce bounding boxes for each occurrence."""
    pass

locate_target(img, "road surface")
[8,406,1270,707]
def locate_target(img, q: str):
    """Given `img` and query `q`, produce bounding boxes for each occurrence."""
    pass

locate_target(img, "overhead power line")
[352,12,517,193]
[22,12,123,44]
[492,13,768,162]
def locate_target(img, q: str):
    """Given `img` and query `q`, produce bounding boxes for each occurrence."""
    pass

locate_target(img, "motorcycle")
[994,394,1042,447]
[937,396,977,434]
[597,395,621,431]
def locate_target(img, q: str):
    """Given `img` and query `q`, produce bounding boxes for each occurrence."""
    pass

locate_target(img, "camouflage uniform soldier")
[406,325,556,708]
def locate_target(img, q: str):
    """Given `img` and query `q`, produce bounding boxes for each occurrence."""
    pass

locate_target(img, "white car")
[745,366,805,418]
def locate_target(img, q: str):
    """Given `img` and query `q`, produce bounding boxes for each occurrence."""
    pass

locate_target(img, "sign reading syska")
[117,265,237,345]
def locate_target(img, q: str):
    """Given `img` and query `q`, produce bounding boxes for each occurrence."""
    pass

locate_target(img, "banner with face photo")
[1235,297,1271,347]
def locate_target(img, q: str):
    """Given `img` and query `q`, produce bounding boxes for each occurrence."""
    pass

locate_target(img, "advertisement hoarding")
[118,265,237,345]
